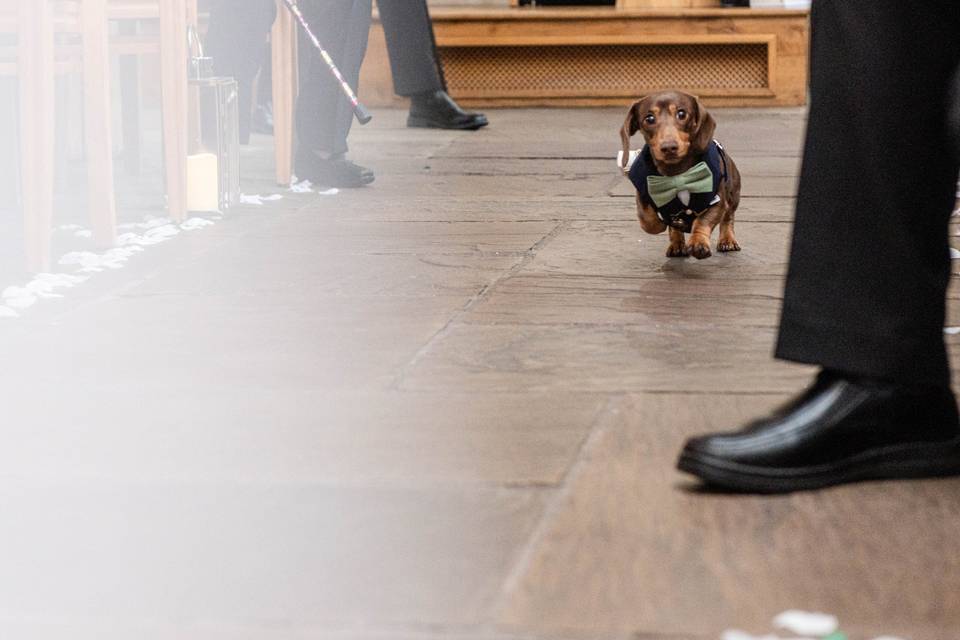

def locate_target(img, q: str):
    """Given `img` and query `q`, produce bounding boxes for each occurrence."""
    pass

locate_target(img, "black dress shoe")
[677,371,960,493]
[407,90,489,130]
[295,151,374,188]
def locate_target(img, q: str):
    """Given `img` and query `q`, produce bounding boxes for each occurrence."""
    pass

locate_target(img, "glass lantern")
[186,27,239,213]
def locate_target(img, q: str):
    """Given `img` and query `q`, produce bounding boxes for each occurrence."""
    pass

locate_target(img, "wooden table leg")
[272,0,297,187]
[159,0,189,222]
[18,0,55,273]
[82,0,117,248]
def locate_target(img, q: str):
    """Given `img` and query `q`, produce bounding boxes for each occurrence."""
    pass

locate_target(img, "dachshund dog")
[619,91,741,259]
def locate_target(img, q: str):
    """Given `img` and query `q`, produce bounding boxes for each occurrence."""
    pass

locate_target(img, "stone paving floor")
[2,108,960,640]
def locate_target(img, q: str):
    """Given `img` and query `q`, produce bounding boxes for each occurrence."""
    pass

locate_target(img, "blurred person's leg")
[677,0,960,493]
[294,0,374,187]
[776,0,960,384]
[253,44,274,135]
[376,0,488,130]
[204,0,276,144]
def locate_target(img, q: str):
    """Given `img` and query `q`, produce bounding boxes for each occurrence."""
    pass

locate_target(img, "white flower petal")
[773,610,838,637]
[240,193,266,205]
[180,218,215,231]
[721,631,785,640]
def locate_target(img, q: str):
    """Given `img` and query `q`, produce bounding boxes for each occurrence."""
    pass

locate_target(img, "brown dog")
[619,91,741,259]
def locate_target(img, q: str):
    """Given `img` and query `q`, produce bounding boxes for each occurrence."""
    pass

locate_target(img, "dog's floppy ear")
[619,97,648,171]
[690,95,717,154]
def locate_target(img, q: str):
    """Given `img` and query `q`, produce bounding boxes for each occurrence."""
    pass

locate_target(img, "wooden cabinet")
[361,6,809,108]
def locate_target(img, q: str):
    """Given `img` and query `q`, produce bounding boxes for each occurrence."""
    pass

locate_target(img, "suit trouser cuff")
[776,312,951,388]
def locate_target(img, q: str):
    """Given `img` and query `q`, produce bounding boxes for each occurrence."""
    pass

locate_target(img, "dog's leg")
[636,194,667,235]
[717,208,741,252]
[686,205,724,260]
[666,226,688,257]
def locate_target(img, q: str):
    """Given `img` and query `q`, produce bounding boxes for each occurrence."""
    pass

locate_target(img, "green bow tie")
[646,162,714,208]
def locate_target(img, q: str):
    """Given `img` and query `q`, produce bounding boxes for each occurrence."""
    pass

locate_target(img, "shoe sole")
[677,436,960,493]
[297,173,375,189]
[407,116,488,131]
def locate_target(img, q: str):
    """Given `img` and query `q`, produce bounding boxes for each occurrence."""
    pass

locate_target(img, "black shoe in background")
[407,90,489,131]
[295,151,374,188]
[677,370,960,493]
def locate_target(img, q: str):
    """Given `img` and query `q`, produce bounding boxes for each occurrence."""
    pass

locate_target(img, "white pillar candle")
[187,152,220,212]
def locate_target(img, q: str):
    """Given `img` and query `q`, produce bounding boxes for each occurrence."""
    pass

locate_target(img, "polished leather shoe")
[295,152,374,188]
[407,90,489,130]
[677,371,960,493]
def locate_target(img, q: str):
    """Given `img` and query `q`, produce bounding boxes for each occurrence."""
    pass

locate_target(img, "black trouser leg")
[376,0,445,97]
[294,0,372,160]
[204,0,276,144]
[775,0,960,386]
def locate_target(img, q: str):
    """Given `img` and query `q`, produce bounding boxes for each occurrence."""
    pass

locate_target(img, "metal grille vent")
[440,43,769,98]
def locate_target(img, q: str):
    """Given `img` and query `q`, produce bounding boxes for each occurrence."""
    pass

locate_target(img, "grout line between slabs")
[388,220,570,391]
[490,393,623,622]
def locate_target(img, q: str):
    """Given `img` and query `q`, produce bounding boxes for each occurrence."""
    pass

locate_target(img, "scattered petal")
[144,224,180,239]
[240,193,265,205]
[180,217,216,231]
[4,294,37,309]
[316,187,338,196]
[240,193,284,205]
[951,247,960,259]
[946,327,960,335]
[773,610,839,637]
[142,216,173,229]
[290,179,313,193]
[721,631,786,640]
[59,247,140,272]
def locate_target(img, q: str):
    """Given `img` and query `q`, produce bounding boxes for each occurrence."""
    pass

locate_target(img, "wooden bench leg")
[272,0,296,186]
[18,0,55,273]
[159,0,189,222]
[82,0,117,248]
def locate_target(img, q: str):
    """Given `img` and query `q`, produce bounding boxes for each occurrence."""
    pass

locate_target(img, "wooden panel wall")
[359,7,809,108]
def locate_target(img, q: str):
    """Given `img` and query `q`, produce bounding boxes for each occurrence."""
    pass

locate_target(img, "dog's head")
[620,92,716,171]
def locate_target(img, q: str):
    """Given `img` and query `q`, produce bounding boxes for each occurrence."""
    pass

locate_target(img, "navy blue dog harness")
[627,140,728,233]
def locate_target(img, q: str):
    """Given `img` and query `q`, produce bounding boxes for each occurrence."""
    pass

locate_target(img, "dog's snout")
[659,140,679,155]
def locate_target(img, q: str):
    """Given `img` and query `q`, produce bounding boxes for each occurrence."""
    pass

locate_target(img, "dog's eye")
[677,110,688,121]
[643,114,656,125]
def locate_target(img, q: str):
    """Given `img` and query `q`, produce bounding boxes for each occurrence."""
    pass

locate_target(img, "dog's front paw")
[717,239,741,252]
[666,242,688,258]
[686,240,712,260]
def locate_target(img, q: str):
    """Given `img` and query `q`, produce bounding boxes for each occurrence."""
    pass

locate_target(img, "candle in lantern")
[187,152,220,212]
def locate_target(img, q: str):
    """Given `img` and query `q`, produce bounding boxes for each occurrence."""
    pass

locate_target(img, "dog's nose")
[660,141,679,155]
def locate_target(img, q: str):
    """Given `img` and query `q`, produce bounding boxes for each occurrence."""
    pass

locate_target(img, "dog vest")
[627,140,728,233]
